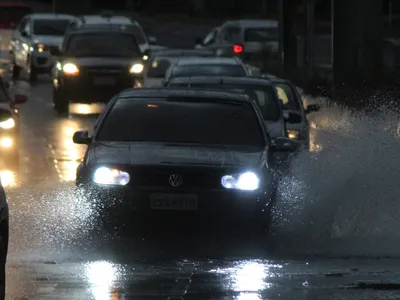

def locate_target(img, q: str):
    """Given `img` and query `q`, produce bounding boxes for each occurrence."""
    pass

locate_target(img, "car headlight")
[287,130,299,139]
[93,167,130,186]
[221,171,260,191]
[63,63,79,75]
[130,63,144,73]
[33,43,45,52]
[0,118,15,129]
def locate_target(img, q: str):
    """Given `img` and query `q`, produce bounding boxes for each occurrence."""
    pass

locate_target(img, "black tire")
[11,64,20,81]
[53,88,69,116]
[0,221,9,300]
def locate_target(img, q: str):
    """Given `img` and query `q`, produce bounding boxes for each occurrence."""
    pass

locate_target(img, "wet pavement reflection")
[1,73,400,300]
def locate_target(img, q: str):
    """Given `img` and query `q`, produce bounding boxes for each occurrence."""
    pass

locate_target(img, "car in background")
[0,76,27,165]
[194,19,279,69]
[73,88,299,236]
[269,77,320,149]
[138,48,216,87]
[52,27,145,115]
[9,13,79,82]
[71,14,163,55]
[0,2,31,29]
[163,57,251,85]
[0,173,9,299]
[167,76,303,141]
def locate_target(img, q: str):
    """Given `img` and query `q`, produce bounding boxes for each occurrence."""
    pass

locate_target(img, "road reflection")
[85,261,119,300]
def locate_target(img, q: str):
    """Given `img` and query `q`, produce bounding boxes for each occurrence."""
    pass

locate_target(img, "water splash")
[272,101,400,257]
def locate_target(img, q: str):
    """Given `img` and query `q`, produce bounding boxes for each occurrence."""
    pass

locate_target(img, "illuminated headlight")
[130,63,144,73]
[287,130,299,139]
[62,63,79,75]
[221,171,260,191]
[0,118,15,129]
[0,137,12,148]
[34,43,45,52]
[93,167,130,186]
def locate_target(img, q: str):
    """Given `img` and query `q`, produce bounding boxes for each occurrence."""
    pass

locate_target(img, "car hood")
[32,35,63,47]
[143,77,164,87]
[87,142,263,167]
[67,57,142,68]
[138,44,166,53]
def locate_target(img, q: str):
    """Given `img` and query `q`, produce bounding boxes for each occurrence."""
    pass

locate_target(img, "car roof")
[152,49,215,57]
[169,76,273,86]
[29,13,78,20]
[118,87,251,103]
[224,19,278,28]
[80,15,138,26]
[175,57,239,66]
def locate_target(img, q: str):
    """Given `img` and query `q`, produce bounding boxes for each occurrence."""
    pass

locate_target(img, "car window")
[222,26,241,43]
[65,33,141,57]
[0,6,31,29]
[274,83,300,110]
[97,98,265,149]
[169,83,281,121]
[147,56,178,78]
[32,19,72,36]
[244,27,279,42]
[172,64,247,78]
[203,29,217,45]
[81,24,147,44]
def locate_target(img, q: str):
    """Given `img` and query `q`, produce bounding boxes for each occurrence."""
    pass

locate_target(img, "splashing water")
[272,100,400,257]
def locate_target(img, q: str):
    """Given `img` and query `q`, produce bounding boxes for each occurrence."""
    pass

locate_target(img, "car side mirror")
[148,36,157,44]
[305,104,320,114]
[194,37,202,46]
[73,130,91,144]
[14,94,27,104]
[283,112,302,123]
[271,137,302,152]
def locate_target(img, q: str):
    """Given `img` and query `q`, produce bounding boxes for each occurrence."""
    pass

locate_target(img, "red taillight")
[233,44,243,53]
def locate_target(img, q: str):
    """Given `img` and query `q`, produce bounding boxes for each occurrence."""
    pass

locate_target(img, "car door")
[15,17,31,67]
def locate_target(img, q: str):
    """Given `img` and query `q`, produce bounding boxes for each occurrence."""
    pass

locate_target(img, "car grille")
[48,46,61,56]
[36,57,48,65]
[83,66,126,74]
[128,166,227,189]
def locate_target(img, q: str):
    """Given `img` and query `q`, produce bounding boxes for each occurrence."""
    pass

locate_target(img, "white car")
[9,13,79,82]
[74,15,165,55]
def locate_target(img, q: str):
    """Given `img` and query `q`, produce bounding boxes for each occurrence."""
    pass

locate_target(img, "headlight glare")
[287,129,299,139]
[130,63,143,73]
[63,63,79,75]
[93,167,130,186]
[221,171,260,191]
[0,118,15,129]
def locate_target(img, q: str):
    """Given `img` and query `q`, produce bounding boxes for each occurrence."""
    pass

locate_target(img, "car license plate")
[150,194,198,210]
[93,77,116,85]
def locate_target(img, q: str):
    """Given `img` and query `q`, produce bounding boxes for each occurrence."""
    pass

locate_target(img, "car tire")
[53,88,69,116]
[11,64,20,81]
[0,221,9,300]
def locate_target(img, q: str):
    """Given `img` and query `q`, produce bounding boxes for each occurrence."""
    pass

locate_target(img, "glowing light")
[0,118,15,129]
[129,63,144,73]
[63,63,79,75]
[0,170,15,187]
[0,137,12,148]
[85,261,116,300]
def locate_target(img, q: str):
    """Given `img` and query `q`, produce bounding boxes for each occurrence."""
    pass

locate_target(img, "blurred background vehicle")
[9,13,79,82]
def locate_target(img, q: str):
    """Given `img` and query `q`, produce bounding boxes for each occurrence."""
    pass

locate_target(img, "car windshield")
[169,83,281,121]
[33,19,72,35]
[0,6,31,28]
[97,98,265,149]
[82,24,147,44]
[65,33,140,57]
[274,82,300,110]
[244,27,279,42]
[172,64,247,78]
[147,56,178,78]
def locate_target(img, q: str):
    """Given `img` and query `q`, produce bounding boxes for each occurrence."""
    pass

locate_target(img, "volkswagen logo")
[168,174,183,187]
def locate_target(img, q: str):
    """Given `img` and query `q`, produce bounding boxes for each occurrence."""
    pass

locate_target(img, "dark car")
[164,57,250,85]
[52,27,145,115]
[0,178,8,299]
[139,48,217,87]
[167,76,302,141]
[270,78,320,149]
[72,88,298,235]
[0,77,27,164]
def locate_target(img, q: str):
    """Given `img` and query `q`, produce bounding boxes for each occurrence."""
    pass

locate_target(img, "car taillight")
[233,44,243,53]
